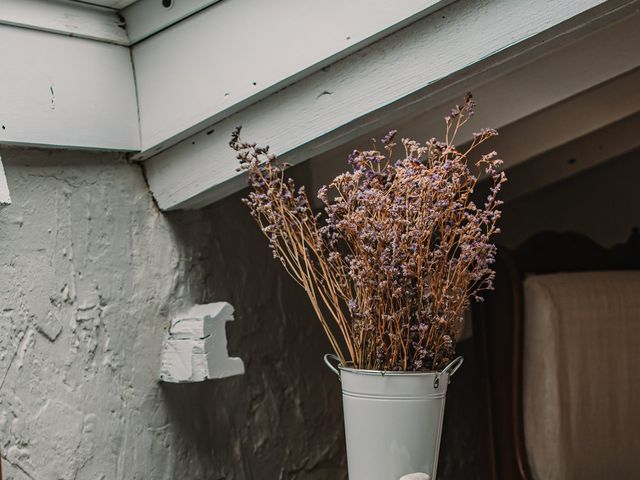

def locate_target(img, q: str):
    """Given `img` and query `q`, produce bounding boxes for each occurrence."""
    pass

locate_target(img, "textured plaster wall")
[0,147,480,480]
[0,148,346,480]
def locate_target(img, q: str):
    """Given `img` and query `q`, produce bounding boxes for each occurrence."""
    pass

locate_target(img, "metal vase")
[324,355,463,480]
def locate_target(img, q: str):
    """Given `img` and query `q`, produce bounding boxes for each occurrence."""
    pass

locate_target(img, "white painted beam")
[311,66,640,205]
[123,0,223,45]
[0,24,140,151]
[160,302,245,383]
[478,67,640,175]
[144,0,640,210]
[0,0,128,45]
[0,156,10,209]
[74,0,138,8]
[308,53,640,199]
[131,0,455,155]
[501,112,640,203]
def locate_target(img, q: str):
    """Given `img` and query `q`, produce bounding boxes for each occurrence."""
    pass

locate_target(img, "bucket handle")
[324,353,341,377]
[324,354,463,384]
[434,356,464,388]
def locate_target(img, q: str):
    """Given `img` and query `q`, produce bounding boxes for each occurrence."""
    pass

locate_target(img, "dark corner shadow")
[437,336,482,480]
[154,167,347,478]
[159,376,247,461]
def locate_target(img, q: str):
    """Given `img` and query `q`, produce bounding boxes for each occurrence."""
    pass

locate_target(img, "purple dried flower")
[232,96,505,371]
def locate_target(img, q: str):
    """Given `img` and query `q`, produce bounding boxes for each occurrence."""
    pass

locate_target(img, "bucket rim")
[324,354,464,379]
[339,365,439,376]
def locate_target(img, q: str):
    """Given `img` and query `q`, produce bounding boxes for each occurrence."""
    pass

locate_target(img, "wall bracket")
[160,302,244,383]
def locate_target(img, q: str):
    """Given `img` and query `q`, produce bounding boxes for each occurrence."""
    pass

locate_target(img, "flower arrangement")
[231,95,506,371]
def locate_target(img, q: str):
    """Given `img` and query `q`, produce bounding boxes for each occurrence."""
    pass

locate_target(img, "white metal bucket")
[324,355,463,480]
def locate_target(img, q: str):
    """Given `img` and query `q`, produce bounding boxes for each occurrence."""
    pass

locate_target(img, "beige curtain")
[523,271,640,479]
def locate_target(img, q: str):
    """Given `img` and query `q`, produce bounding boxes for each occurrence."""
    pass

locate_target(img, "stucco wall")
[0,148,345,480]
[0,147,482,480]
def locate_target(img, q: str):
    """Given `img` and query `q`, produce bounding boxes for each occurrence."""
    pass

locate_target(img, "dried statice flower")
[232,95,506,371]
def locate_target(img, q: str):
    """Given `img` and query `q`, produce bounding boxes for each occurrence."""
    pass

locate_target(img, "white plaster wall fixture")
[0,155,10,209]
[160,302,245,382]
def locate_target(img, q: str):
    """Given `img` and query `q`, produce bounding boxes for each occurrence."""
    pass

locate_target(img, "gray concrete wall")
[0,148,345,480]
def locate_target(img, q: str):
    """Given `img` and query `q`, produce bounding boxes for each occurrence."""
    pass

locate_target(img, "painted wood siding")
[144,0,640,210]
[0,25,139,151]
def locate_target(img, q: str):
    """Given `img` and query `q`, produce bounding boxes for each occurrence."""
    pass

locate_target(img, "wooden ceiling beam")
[144,0,640,210]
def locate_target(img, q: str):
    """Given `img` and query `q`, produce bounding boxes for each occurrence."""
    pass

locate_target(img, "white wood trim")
[144,0,640,211]
[503,112,640,203]
[0,25,140,151]
[310,63,640,199]
[0,156,10,209]
[0,0,129,45]
[72,0,138,8]
[123,0,223,45]
[131,0,455,154]
[478,68,640,179]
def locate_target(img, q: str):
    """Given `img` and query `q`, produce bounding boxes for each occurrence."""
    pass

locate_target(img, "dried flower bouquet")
[231,95,506,371]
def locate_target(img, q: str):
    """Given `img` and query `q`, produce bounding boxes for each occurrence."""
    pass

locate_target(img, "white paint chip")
[0,155,10,209]
[160,302,244,383]
[36,311,63,342]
